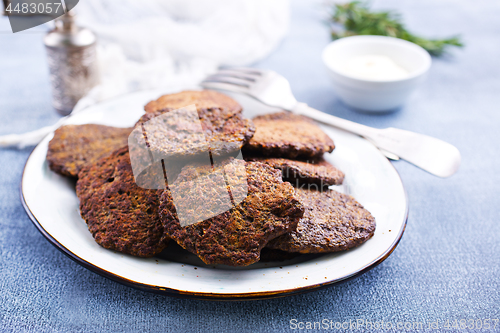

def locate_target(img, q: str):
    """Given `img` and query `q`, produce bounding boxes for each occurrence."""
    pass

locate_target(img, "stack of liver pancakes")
[47,90,375,266]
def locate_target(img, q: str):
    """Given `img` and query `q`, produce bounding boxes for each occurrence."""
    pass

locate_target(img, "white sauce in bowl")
[339,54,410,80]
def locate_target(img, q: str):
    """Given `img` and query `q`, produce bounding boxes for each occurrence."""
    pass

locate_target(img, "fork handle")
[293,103,461,178]
[293,103,378,137]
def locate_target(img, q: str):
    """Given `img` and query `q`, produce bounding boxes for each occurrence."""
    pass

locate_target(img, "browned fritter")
[159,160,305,266]
[246,156,344,187]
[144,90,242,115]
[267,188,376,254]
[47,124,132,178]
[76,147,169,257]
[132,107,255,160]
[242,112,335,159]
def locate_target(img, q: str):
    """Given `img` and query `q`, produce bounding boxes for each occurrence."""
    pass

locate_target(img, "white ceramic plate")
[21,89,408,300]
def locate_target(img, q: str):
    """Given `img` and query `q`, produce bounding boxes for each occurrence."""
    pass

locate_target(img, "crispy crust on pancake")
[159,160,304,266]
[242,112,335,159]
[76,147,169,257]
[47,124,131,178]
[144,90,242,115]
[245,156,344,187]
[267,188,375,253]
[132,107,255,160]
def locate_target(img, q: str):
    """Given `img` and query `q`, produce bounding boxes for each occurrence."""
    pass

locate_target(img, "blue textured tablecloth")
[1,1,499,332]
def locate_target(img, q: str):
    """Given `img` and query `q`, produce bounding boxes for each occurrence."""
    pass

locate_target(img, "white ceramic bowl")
[322,35,431,112]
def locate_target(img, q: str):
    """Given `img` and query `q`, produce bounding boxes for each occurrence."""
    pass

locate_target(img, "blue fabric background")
[1,1,499,332]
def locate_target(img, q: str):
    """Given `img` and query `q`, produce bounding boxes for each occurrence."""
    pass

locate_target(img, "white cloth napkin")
[0,0,289,148]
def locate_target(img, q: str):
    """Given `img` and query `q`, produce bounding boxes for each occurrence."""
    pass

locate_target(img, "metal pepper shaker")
[44,11,99,116]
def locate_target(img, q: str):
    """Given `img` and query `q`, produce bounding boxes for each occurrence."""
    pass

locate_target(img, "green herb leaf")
[329,1,464,56]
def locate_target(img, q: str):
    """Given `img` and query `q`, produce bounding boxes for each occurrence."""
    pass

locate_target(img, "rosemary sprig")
[329,1,463,56]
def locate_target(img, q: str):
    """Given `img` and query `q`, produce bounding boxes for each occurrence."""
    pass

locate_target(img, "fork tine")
[213,69,259,82]
[220,66,267,75]
[204,75,253,88]
[200,81,249,94]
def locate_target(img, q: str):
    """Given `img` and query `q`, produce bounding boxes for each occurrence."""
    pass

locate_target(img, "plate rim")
[20,95,409,301]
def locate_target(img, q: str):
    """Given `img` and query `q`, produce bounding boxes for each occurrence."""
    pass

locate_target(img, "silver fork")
[201,67,461,178]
